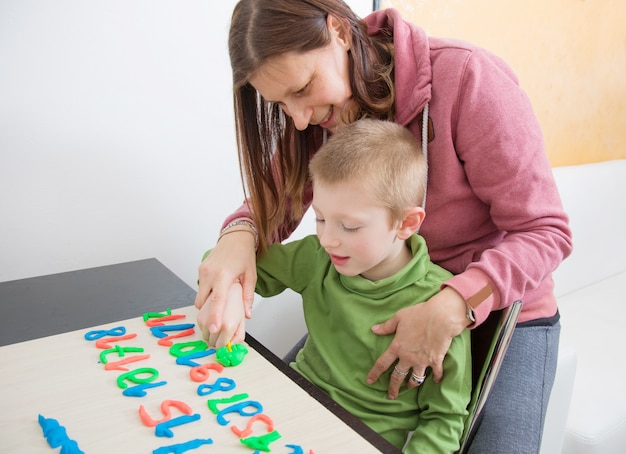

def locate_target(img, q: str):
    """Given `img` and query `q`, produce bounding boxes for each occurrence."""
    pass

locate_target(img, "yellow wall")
[381,0,626,166]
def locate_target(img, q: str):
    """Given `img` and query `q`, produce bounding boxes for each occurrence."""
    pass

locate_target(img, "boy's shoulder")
[408,234,454,280]
[262,234,327,263]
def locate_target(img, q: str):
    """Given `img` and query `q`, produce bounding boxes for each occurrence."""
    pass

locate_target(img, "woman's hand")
[194,229,257,337]
[366,287,471,399]
[197,282,246,347]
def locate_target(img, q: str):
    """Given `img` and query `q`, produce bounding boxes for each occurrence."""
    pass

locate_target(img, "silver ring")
[411,373,426,385]
[393,366,409,377]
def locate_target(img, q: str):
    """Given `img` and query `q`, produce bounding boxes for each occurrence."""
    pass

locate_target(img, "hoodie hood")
[365,8,432,126]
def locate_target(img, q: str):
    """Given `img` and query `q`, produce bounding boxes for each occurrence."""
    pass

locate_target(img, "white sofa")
[547,159,626,453]
[248,159,626,453]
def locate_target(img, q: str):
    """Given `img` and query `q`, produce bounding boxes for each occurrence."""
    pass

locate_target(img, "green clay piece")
[215,343,249,367]
[142,308,172,321]
[116,367,159,389]
[240,430,282,452]
[207,393,249,414]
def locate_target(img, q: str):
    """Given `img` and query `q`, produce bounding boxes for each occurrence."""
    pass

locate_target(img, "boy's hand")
[197,283,247,347]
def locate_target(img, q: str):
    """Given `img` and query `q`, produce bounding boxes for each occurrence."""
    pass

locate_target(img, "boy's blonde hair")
[309,119,427,224]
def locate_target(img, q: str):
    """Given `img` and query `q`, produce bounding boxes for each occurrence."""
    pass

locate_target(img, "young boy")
[198,119,471,452]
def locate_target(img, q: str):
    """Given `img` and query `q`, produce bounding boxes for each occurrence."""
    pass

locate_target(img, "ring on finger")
[393,366,409,377]
[411,373,426,385]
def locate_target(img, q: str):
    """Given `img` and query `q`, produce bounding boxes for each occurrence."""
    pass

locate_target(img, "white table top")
[0,260,396,453]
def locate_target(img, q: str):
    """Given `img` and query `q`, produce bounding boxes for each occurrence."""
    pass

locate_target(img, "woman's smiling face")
[248,15,358,132]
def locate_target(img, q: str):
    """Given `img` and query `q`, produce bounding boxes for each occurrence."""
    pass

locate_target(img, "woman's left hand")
[366,287,470,399]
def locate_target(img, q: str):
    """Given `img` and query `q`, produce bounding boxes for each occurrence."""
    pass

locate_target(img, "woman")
[195,1,573,451]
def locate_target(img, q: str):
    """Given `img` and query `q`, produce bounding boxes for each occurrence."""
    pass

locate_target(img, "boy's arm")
[197,282,246,348]
[255,235,322,297]
[197,236,321,346]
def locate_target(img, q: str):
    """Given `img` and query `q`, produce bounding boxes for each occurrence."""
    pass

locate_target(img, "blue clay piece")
[150,324,195,338]
[38,414,61,438]
[38,415,84,453]
[152,437,213,454]
[60,439,85,454]
[47,425,68,448]
[286,444,304,454]
[122,379,168,397]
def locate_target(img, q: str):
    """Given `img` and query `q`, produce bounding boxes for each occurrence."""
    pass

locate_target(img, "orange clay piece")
[145,314,187,327]
[139,400,193,427]
[231,413,275,438]
[189,362,224,382]
[95,333,137,349]
[157,329,196,347]
[104,354,151,371]
[99,345,144,364]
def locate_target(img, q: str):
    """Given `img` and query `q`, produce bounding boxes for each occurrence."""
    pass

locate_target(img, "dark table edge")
[245,333,400,453]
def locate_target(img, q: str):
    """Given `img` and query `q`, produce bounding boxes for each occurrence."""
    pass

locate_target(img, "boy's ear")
[396,207,426,240]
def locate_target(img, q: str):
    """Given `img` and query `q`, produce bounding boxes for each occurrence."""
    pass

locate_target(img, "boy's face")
[312,180,407,281]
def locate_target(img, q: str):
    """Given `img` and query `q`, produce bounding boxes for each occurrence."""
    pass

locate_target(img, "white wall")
[0,0,240,284]
[0,0,372,356]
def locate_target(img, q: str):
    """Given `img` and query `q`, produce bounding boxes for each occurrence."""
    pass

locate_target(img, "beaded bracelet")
[218,220,259,249]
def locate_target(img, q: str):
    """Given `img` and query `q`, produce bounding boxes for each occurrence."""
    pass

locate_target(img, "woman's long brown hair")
[228,0,395,253]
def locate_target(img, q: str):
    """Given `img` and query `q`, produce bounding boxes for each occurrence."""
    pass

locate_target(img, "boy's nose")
[318,228,340,249]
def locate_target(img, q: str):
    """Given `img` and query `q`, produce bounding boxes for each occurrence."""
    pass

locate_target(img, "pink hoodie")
[222,8,573,325]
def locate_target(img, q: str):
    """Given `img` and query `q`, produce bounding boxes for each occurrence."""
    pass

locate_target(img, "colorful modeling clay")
[168,340,209,358]
[139,400,194,427]
[152,438,213,454]
[143,308,172,321]
[99,345,145,364]
[77,311,316,453]
[155,414,201,438]
[175,349,215,367]
[215,400,263,426]
[215,342,249,367]
[38,415,84,454]
[112,366,168,397]
[95,333,138,349]
[189,362,224,382]
[122,380,167,397]
[197,377,237,396]
[145,314,186,327]
[240,430,282,452]
[116,367,159,389]
[104,353,151,371]
[84,326,126,341]
[231,414,275,438]
[149,324,195,338]
[207,393,249,415]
